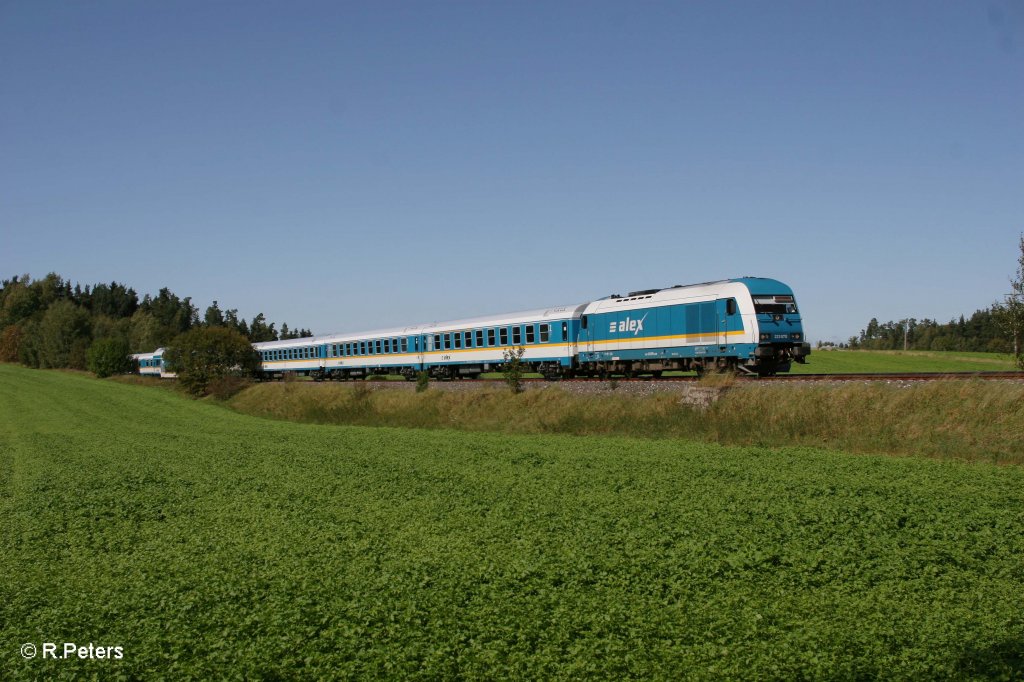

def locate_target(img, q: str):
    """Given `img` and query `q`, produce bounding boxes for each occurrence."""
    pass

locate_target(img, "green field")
[3,364,1024,679]
[790,349,1017,374]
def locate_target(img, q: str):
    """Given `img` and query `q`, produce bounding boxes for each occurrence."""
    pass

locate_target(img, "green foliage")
[86,337,133,378]
[849,309,1011,353]
[247,313,277,342]
[0,275,310,367]
[993,233,1024,368]
[2,364,1024,679]
[164,326,260,395]
[415,370,430,392]
[502,344,527,394]
[37,299,91,369]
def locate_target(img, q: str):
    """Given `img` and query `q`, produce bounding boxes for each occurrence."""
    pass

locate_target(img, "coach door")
[581,315,594,354]
[716,298,735,346]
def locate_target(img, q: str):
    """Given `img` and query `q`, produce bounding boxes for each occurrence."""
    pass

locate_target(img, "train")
[134,277,809,380]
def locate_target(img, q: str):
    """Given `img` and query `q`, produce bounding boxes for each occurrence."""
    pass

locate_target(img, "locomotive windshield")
[753,296,798,315]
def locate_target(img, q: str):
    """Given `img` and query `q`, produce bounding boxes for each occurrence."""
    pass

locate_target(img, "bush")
[86,337,133,378]
[502,345,527,394]
[207,375,253,401]
[164,327,259,396]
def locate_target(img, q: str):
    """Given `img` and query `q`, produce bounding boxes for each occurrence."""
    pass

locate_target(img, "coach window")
[526,325,536,344]
[462,331,470,348]
[373,340,380,354]
[384,339,390,354]
[512,326,522,345]
[500,328,509,345]
[474,330,483,347]
[540,323,551,342]
[454,332,462,349]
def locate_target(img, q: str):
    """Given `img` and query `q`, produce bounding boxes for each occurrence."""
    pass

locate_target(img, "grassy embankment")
[230,378,1024,465]
[2,363,1023,679]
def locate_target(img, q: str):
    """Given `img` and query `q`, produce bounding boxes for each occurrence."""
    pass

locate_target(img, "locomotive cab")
[751,293,810,375]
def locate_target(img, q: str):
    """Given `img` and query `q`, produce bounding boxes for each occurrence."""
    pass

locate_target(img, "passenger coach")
[255,304,587,381]
[132,348,176,378]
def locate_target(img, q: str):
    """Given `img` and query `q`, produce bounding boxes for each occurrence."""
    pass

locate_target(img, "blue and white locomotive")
[252,277,809,379]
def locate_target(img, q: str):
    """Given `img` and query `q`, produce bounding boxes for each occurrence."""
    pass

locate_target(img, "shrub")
[164,327,260,396]
[86,337,133,378]
[502,345,527,394]
[207,375,253,401]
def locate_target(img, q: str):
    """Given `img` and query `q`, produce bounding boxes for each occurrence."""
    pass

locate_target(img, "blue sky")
[2,1,1022,344]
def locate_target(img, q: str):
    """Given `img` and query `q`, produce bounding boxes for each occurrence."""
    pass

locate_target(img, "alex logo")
[609,313,648,336]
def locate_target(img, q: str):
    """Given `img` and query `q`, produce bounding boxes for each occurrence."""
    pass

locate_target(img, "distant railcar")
[131,348,176,378]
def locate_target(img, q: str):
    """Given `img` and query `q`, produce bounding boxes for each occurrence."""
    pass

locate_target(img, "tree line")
[0,273,312,373]
[844,308,1011,353]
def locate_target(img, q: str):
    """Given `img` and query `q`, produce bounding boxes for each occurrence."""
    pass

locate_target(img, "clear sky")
[2,1,1022,344]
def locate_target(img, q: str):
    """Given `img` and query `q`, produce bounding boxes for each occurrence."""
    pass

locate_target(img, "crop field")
[789,349,1017,374]
[2,364,1024,679]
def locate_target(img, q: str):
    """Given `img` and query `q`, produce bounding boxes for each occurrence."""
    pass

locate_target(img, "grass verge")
[229,380,1024,464]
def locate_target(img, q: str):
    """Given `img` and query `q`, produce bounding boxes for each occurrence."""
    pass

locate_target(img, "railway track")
[413,371,1024,385]
[747,371,1024,382]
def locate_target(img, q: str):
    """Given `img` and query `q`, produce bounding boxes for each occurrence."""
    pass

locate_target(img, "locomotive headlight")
[791,332,802,340]
[759,333,771,341]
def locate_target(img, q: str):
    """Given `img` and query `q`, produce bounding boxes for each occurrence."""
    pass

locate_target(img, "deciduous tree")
[164,326,260,395]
